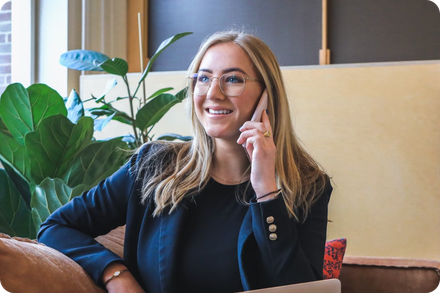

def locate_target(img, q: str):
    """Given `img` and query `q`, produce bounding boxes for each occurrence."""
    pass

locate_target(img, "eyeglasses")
[187,72,260,97]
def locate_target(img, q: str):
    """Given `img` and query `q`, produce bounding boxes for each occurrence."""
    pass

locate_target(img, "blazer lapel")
[158,203,189,293]
[237,209,255,291]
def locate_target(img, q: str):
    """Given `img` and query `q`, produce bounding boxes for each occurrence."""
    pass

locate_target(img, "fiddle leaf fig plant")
[0,32,193,238]
[0,83,129,239]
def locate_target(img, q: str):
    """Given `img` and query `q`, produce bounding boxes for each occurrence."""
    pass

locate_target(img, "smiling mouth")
[207,108,233,115]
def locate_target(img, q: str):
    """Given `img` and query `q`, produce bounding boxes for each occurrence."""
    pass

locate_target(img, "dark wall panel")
[328,0,440,63]
[148,0,322,71]
[148,0,440,71]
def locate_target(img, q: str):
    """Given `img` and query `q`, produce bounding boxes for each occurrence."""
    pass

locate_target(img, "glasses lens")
[189,73,210,95]
[220,74,245,97]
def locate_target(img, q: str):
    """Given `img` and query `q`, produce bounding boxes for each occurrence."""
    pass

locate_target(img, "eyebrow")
[198,67,248,75]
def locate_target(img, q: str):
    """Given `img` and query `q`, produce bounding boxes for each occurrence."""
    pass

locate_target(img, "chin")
[205,130,239,141]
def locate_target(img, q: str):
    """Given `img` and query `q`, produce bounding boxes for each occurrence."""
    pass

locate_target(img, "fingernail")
[266,109,269,115]
[239,126,243,131]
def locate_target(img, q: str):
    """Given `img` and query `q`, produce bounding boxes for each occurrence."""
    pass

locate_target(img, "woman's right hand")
[103,263,145,293]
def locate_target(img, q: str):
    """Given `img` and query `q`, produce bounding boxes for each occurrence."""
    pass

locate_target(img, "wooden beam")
[127,0,148,73]
[319,0,330,65]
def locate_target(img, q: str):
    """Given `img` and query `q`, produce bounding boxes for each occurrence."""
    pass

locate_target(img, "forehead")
[199,42,256,75]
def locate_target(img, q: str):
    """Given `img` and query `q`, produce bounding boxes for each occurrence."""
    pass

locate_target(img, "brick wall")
[0,1,11,95]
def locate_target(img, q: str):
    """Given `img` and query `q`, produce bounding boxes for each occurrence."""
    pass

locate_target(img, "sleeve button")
[266,216,274,224]
[269,233,277,241]
[269,224,277,232]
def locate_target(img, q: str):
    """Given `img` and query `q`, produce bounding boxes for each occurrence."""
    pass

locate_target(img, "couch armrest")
[95,225,125,258]
[340,256,440,293]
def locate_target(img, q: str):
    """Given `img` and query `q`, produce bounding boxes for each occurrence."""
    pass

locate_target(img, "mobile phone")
[250,89,268,123]
[242,89,268,162]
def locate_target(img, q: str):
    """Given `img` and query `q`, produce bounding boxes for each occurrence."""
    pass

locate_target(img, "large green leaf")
[175,87,188,102]
[98,58,128,76]
[146,87,174,101]
[25,115,94,185]
[31,178,89,232]
[136,93,181,132]
[0,83,67,145]
[27,84,68,128]
[139,32,192,84]
[1,158,31,208]
[66,89,84,124]
[59,50,109,71]
[0,117,30,180]
[0,169,35,238]
[0,83,33,145]
[63,138,129,188]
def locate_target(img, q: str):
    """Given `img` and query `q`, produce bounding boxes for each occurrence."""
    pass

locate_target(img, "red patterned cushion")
[323,238,347,279]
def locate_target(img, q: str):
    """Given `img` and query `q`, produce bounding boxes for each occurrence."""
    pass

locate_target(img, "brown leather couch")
[1,226,439,293]
[340,256,440,293]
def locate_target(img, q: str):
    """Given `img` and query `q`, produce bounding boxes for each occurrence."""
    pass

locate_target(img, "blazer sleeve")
[37,144,151,287]
[248,180,332,288]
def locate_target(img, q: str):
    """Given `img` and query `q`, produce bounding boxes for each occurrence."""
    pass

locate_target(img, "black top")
[175,179,250,293]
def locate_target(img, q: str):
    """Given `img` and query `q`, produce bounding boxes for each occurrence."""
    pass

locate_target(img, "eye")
[224,74,244,84]
[197,74,211,83]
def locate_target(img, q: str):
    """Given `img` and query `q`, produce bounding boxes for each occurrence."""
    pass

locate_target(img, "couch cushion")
[95,225,125,258]
[323,238,347,279]
[0,233,105,293]
[340,256,440,293]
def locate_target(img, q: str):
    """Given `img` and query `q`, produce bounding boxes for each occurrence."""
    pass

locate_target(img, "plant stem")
[83,97,95,103]
[142,80,146,108]
[146,124,156,141]
[123,75,140,145]
[133,82,141,99]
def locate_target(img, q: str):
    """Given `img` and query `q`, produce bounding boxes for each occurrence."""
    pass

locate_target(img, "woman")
[38,31,332,293]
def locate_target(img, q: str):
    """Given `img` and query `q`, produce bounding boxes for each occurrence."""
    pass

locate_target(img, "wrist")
[256,189,281,202]
[254,180,278,198]
[102,262,128,285]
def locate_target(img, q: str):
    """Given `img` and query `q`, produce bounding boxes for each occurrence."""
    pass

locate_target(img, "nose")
[206,78,225,100]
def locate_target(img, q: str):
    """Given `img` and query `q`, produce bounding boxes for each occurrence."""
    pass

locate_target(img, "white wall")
[11,0,126,97]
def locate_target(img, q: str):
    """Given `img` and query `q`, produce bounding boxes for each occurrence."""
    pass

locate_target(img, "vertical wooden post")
[127,0,148,73]
[319,0,330,65]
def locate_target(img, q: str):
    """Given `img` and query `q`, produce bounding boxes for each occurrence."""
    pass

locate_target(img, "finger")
[245,137,255,161]
[237,129,265,144]
[239,121,267,133]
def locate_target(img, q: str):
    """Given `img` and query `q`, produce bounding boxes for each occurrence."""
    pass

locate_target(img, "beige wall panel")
[80,61,440,260]
[284,63,440,260]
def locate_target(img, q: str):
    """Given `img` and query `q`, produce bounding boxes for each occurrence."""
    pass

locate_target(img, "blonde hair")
[136,30,328,220]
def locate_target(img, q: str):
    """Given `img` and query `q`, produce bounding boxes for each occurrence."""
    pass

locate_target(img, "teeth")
[208,109,232,114]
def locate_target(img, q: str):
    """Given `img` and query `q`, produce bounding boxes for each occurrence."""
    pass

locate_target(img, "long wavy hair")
[135,30,328,220]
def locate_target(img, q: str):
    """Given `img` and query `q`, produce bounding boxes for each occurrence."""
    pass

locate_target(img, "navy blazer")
[38,143,332,292]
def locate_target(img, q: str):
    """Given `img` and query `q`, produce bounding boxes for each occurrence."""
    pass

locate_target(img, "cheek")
[193,96,204,117]
[239,95,260,120]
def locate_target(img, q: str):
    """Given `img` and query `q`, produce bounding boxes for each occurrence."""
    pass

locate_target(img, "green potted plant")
[0,32,192,238]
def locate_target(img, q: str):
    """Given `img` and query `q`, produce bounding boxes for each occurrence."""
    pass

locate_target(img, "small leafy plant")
[60,31,193,147]
[0,32,192,238]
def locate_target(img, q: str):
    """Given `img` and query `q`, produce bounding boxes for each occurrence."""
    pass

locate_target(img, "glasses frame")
[187,73,261,97]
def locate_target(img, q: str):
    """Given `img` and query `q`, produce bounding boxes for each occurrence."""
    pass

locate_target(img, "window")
[0,0,11,95]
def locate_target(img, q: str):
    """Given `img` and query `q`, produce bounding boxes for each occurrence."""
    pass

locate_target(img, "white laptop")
[239,279,341,293]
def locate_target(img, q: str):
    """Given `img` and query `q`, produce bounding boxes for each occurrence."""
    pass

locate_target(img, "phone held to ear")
[242,89,268,162]
[250,89,268,123]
